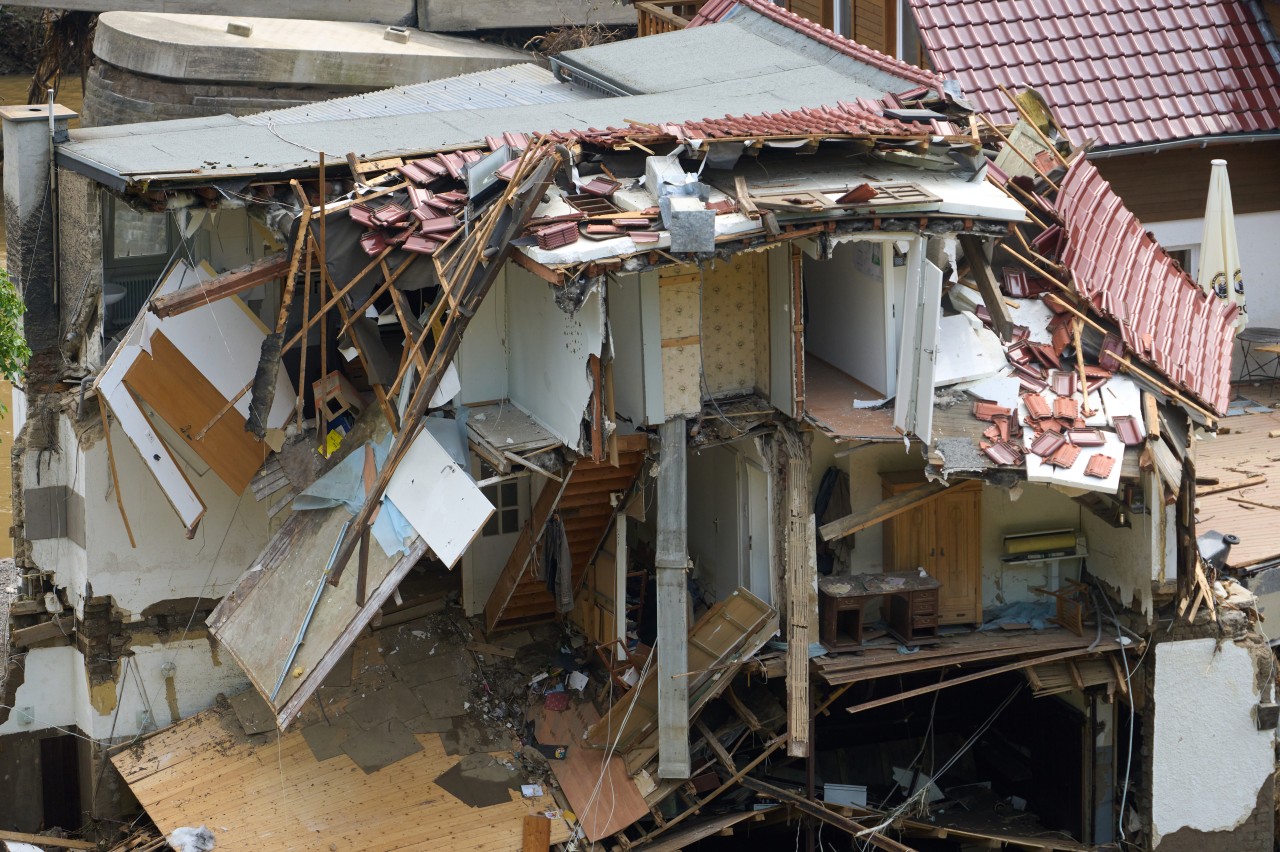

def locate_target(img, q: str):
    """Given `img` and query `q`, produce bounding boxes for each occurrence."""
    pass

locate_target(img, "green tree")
[0,268,31,416]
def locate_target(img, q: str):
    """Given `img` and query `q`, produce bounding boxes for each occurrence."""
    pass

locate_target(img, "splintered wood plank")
[124,331,268,494]
[522,816,550,852]
[207,489,428,727]
[113,705,570,852]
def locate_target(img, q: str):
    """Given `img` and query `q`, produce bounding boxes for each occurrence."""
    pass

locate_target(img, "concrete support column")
[656,416,690,780]
[1,103,77,354]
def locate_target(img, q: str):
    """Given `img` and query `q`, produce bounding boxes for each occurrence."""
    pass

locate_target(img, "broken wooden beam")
[738,776,917,852]
[819,482,947,542]
[12,615,72,648]
[0,830,96,850]
[958,234,1013,342]
[1195,474,1266,497]
[149,251,289,319]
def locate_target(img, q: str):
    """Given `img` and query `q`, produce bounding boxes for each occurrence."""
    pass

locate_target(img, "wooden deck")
[1197,399,1280,569]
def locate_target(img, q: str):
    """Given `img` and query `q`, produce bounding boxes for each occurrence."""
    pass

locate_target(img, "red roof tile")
[689,0,941,91]
[907,0,1280,147]
[1055,158,1238,415]
[555,101,922,145]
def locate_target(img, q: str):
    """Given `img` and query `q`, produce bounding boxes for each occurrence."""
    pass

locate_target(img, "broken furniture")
[1033,579,1090,637]
[818,571,941,651]
[881,472,982,624]
[313,370,366,422]
[1236,326,1280,383]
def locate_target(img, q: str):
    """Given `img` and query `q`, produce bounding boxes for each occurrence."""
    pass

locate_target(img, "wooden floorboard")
[112,703,571,852]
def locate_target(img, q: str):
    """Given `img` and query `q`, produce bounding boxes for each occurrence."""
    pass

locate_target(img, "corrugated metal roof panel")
[907,0,1280,148]
[1057,158,1237,414]
[242,64,598,126]
[687,0,939,90]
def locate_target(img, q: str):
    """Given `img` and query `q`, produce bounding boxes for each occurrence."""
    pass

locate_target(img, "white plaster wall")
[80,639,249,739]
[0,640,248,739]
[505,265,604,451]
[1081,479,1155,620]
[457,267,508,406]
[831,441,1100,614]
[803,241,892,395]
[29,416,89,610]
[0,645,80,735]
[1152,638,1274,845]
[1145,211,1280,374]
[980,483,1081,608]
[80,414,271,619]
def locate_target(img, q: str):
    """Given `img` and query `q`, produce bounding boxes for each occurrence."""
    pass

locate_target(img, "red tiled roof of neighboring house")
[907,0,1280,148]
[1056,158,1238,415]
[689,0,941,89]
[556,100,923,144]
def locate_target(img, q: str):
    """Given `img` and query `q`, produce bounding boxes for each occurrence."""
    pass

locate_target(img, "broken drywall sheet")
[505,264,605,450]
[1152,638,1273,845]
[94,260,297,529]
[1024,431,1125,495]
[385,425,494,567]
[933,312,1007,387]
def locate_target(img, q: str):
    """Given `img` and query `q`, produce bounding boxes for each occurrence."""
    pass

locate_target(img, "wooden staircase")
[484,435,648,634]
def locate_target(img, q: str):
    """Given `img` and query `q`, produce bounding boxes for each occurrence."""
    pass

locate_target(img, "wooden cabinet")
[881,471,983,625]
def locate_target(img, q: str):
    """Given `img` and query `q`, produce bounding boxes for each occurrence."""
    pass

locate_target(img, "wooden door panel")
[934,491,980,624]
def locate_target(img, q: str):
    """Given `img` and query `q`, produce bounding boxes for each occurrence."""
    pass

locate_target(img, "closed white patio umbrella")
[1197,158,1246,327]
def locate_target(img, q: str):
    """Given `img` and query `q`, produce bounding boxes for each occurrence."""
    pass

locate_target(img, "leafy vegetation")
[0,269,31,415]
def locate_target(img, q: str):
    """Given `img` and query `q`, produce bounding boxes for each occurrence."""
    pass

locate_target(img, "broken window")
[103,197,177,334]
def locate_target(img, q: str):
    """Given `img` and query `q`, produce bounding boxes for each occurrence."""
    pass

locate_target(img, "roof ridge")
[688,0,940,90]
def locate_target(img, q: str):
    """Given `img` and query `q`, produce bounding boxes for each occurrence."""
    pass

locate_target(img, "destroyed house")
[0,11,1272,852]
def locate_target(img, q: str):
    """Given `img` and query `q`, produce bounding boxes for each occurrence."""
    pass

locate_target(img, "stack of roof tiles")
[906,0,1280,147]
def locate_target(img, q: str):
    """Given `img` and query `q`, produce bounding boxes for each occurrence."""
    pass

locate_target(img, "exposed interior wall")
[980,483,1082,609]
[57,170,105,373]
[505,264,604,450]
[26,415,90,611]
[1151,637,1274,848]
[701,253,766,397]
[461,467,539,617]
[77,412,271,619]
[767,246,795,416]
[1081,475,1156,619]
[829,443,1091,615]
[607,271,662,428]
[803,240,891,394]
[458,266,508,405]
[1144,212,1280,365]
[688,443,741,602]
[0,639,246,742]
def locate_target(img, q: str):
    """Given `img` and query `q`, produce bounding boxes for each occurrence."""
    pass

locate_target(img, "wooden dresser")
[880,471,983,625]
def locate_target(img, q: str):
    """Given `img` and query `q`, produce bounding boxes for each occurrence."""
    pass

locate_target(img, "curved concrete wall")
[84,12,531,126]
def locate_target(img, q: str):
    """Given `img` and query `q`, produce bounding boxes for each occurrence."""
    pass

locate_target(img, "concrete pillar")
[656,416,690,780]
[1,103,77,355]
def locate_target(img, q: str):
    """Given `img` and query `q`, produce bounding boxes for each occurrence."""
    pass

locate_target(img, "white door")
[744,460,772,605]
[462,459,531,615]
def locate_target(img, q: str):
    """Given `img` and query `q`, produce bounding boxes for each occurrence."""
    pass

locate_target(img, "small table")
[819,572,941,651]
[1238,327,1280,383]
